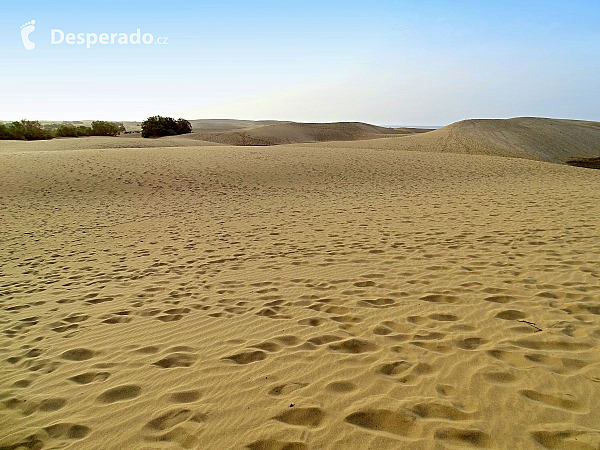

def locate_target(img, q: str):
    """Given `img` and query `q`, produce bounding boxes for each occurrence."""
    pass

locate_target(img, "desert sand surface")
[1,131,600,450]
[0,136,223,153]
[320,117,600,164]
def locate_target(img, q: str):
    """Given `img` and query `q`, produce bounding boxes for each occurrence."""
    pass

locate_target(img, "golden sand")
[1,130,599,449]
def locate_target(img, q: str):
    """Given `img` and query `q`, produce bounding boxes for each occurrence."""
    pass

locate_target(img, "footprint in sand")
[143,408,206,432]
[524,353,589,375]
[169,390,202,403]
[484,294,515,304]
[434,427,491,448]
[345,409,416,437]
[153,352,198,368]
[60,348,96,361]
[410,401,472,420]
[268,382,308,396]
[298,317,325,326]
[44,422,91,439]
[429,313,460,322]
[39,398,68,412]
[519,389,585,412]
[306,334,343,346]
[325,381,357,394]
[96,385,141,403]
[495,310,528,320]
[456,337,487,350]
[246,439,307,450]
[377,361,412,377]
[420,293,460,303]
[222,350,267,365]
[250,341,282,352]
[328,338,378,354]
[69,371,111,384]
[513,339,593,352]
[395,362,438,384]
[530,429,600,449]
[273,407,325,428]
[482,370,518,384]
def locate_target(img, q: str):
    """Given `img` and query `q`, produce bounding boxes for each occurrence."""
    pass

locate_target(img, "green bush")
[91,121,120,136]
[77,126,93,136]
[176,118,192,135]
[0,123,13,139]
[142,116,192,138]
[0,120,124,140]
[55,124,97,137]
[0,120,53,140]
[55,124,80,137]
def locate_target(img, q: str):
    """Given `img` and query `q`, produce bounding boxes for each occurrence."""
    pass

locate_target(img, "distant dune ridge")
[2,117,598,166]
[388,117,600,163]
[188,119,290,131]
[323,117,600,164]
[181,117,600,163]
[179,122,429,146]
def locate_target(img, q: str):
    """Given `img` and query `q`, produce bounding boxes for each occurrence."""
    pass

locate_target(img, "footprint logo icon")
[20,20,36,50]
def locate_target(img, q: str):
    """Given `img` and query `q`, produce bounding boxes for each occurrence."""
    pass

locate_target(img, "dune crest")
[4,117,598,166]
[324,117,600,164]
[181,122,429,146]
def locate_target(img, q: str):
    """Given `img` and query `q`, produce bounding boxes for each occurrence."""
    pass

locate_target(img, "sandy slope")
[0,136,221,153]
[124,119,291,133]
[0,122,425,152]
[189,119,291,132]
[1,139,599,450]
[5,117,597,164]
[321,117,600,164]
[184,122,429,146]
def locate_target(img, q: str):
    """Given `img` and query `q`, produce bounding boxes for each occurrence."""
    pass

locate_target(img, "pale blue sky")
[1,0,599,125]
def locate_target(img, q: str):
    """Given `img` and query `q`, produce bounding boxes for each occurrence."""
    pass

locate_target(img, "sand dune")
[4,118,597,166]
[182,122,429,146]
[183,117,600,164]
[0,121,427,152]
[189,119,291,132]
[1,139,599,449]
[118,119,292,133]
[0,136,221,153]
[12,119,288,134]
[322,117,600,164]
